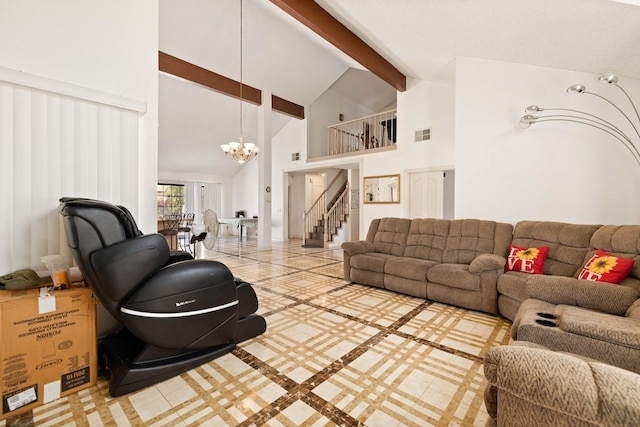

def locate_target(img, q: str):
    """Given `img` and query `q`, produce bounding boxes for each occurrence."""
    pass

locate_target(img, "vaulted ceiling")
[158,0,640,179]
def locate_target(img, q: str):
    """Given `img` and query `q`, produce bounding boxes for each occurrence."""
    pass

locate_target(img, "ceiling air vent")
[414,128,431,142]
[291,152,300,161]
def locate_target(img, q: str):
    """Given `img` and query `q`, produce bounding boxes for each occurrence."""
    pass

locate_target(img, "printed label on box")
[61,367,91,392]
[2,384,37,413]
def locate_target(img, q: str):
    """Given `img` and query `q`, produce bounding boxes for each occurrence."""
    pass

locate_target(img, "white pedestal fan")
[191,209,219,257]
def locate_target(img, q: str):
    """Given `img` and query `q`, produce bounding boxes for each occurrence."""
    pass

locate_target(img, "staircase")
[304,180,349,248]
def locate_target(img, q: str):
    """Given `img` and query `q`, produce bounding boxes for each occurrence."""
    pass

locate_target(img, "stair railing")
[303,192,326,246]
[324,181,349,246]
[327,109,397,156]
[302,173,345,246]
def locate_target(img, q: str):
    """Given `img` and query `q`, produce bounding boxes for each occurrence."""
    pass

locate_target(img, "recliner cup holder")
[537,312,557,320]
[535,319,558,327]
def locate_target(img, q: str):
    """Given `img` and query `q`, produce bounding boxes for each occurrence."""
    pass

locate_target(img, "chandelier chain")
[239,0,243,138]
[219,0,258,163]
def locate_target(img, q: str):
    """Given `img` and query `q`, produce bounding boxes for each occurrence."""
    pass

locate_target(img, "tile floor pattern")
[2,237,513,427]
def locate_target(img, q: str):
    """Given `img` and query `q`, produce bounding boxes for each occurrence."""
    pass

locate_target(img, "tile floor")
[2,237,513,427]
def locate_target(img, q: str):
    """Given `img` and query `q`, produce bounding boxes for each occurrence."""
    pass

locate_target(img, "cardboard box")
[0,287,97,420]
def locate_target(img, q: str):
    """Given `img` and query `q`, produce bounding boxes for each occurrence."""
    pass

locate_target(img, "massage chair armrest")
[341,240,375,256]
[469,254,506,274]
[526,275,639,316]
[167,250,194,265]
[91,234,170,302]
[484,345,640,425]
[126,259,236,305]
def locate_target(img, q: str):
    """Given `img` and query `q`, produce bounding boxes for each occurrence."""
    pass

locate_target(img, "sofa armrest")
[628,299,640,319]
[468,254,506,274]
[484,345,640,426]
[341,240,375,256]
[526,275,639,316]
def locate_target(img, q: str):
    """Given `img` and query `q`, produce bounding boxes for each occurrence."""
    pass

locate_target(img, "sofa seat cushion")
[350,253,395,273]
[558,305,640,350]
[512,299,640,373]
[427,263,479,291]
[497,271,529,302]
[384,257,436,282]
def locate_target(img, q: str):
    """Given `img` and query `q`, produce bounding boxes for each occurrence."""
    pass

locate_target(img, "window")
[157,184,185,217]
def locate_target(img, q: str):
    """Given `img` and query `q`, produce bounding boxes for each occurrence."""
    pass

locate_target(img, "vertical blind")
[0,67,146,275]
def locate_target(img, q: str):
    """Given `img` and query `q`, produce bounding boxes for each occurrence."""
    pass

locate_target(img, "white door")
[409,171,444,219]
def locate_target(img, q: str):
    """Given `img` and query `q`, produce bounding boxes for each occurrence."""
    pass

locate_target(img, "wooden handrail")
[303,174,348,247]
[324,182,349,246]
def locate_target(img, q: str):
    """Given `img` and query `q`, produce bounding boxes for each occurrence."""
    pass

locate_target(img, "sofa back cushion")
[367,217,411,256]
[586,225,640,293]
[443,219,513,264]
[404,218,450,262]
[511,221,600,278]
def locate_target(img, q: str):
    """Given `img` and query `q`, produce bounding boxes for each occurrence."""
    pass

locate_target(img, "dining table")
[218,217,258,240]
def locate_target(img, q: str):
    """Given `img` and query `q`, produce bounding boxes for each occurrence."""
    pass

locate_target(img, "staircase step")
[305,238,324,248]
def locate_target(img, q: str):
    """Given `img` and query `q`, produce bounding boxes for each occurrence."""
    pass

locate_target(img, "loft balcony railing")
[327,109,397,156]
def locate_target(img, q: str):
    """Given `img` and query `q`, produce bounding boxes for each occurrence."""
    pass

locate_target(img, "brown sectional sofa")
[342,217,514,314]
[344,218,640,367]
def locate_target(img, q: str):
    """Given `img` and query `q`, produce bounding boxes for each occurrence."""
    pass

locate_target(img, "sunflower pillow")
[578,249,635,284]
[505,245,549,274]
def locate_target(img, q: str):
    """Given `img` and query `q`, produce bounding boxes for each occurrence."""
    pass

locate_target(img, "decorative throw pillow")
[505,245,549,274]
[578,249,635,284]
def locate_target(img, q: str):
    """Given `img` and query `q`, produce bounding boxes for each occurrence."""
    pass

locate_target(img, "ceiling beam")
[269,0,406,92]
[272,95,305,119]
[159,51,305,119]
[159,51,261,105]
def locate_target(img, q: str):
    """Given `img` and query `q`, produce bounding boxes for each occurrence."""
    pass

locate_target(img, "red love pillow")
[578,249,634,284]
[505,245,549,274]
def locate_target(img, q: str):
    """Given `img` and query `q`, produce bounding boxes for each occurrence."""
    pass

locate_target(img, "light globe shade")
[519,115,536,129]
[567,84,586,94]
[229,141,240,150]
[598,74,618,84]
[220,144,230,153]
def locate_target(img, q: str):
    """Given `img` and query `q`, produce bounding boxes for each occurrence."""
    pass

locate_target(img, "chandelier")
[220,0,258,164]
[519,74,640,166]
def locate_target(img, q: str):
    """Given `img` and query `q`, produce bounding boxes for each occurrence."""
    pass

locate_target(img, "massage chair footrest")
[100,328,235,397]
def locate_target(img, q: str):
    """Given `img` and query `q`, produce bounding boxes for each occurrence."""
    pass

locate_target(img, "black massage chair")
[58,197,266,396]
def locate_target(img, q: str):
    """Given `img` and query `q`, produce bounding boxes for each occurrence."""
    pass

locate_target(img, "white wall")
[231,160,259,219]
[272,117,308,241]
[359,78,456,236]
[0,1,158,274]
[455,57,640,225]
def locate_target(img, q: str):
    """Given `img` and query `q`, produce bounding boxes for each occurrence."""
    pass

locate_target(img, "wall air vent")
[291,152,300,161]
[414,128,431,142]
